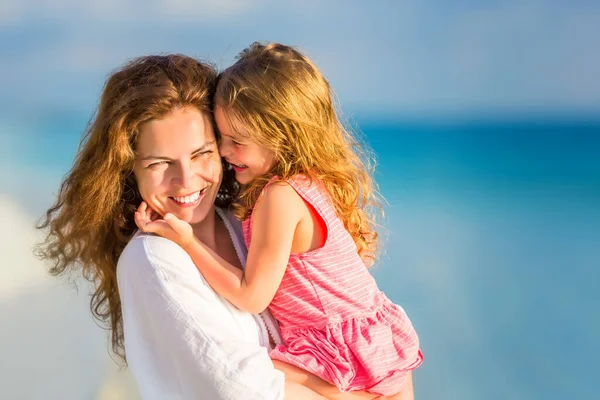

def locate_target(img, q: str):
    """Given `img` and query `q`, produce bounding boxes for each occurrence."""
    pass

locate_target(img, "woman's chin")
[188,204,214,225]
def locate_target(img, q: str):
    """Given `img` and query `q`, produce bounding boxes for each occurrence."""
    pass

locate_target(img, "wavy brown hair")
[35,54,238,361]
[216,42,383,265]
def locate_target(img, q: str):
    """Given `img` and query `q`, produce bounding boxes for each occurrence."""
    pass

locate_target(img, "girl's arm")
[185,183,303,313]
[285,381,328,400]
[136,183,304,314]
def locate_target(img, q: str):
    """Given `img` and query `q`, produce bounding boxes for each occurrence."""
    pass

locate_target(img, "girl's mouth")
[231,163,248,173]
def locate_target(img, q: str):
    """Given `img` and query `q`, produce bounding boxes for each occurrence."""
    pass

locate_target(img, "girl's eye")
[232,140,242,147]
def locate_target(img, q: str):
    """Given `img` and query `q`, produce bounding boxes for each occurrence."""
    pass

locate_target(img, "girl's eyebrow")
[141,141,216,161]
[222,127,250,140]
[219,131,237,139]
[220,132,245,143]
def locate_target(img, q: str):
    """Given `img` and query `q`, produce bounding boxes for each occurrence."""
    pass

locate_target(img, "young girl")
[136,42,423,398]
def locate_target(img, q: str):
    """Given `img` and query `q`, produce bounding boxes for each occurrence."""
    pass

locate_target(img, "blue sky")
[1,0,599,121]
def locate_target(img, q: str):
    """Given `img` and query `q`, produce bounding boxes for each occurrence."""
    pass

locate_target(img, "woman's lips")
[168,188,206,208]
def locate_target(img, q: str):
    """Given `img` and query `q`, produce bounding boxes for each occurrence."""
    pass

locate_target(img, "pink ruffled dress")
[242,175,423,395]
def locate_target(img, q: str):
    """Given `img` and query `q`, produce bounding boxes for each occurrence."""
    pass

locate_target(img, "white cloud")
[0,195,139,399]
[0,195,51,301]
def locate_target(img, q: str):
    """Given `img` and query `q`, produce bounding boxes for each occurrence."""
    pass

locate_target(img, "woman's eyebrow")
[191,141,217,155]
[141,141,217,161]
[141,154,171,161]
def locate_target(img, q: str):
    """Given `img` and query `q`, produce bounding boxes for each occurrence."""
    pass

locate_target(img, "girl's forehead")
[215,106,250,138]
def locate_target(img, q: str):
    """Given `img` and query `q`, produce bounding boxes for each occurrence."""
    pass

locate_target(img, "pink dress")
[242,175,423,395]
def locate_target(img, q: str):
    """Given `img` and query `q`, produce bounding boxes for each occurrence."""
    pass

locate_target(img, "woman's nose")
[174,161,193,188]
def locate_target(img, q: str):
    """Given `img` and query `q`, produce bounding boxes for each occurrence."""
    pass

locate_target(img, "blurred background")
[1,1,599,399]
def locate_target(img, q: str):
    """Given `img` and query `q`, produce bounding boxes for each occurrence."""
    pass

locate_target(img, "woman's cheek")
[210,156,223,182]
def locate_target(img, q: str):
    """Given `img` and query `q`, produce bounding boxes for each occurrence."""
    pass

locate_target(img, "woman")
[36,54,320,399]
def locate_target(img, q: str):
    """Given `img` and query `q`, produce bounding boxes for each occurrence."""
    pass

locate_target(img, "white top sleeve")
[117,232,285,400]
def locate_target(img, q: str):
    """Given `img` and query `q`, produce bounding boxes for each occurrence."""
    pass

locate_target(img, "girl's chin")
[235,177,252,185]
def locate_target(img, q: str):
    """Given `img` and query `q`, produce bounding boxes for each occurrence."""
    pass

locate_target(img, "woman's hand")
[134,202,194,249]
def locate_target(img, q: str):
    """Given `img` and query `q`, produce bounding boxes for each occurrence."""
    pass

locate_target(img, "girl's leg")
[285,380,327,399]
[373,372,414,400]
[273,359,378,400]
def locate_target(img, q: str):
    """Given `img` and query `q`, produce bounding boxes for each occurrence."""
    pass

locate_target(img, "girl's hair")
[216,42,383,265]
[35,54,238,361]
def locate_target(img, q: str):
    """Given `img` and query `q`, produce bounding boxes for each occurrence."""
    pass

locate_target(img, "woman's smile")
[169,187,207,207]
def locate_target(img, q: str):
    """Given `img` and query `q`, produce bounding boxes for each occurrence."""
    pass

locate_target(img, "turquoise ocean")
[2,114,599,399]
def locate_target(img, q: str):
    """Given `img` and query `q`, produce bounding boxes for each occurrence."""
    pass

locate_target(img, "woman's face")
[134,107,222,225]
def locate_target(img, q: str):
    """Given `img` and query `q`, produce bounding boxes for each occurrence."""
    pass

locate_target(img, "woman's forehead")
[137,108,215,155]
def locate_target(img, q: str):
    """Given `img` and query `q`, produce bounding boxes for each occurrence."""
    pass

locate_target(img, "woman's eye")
[192,150,214,159]
[233,140,242,147]
[147,161,168,168]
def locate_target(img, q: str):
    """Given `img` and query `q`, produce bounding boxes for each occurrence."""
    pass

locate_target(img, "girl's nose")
[218,140,230,157]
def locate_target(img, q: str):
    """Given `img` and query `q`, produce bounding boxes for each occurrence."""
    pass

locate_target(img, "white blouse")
[117,208,284,399]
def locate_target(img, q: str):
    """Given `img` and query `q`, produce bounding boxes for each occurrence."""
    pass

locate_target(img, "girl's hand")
[134,202,194,249]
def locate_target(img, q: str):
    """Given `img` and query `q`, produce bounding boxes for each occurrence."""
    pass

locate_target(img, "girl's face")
[134,107,222,225]
[215,106,276,185]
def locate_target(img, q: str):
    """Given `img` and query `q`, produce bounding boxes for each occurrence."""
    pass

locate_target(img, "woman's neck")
[191,208,219,251]
[192,207,242,269]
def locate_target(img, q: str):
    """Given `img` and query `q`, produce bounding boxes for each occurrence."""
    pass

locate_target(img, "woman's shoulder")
[119,231,184,263]
[117,232,197,283]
